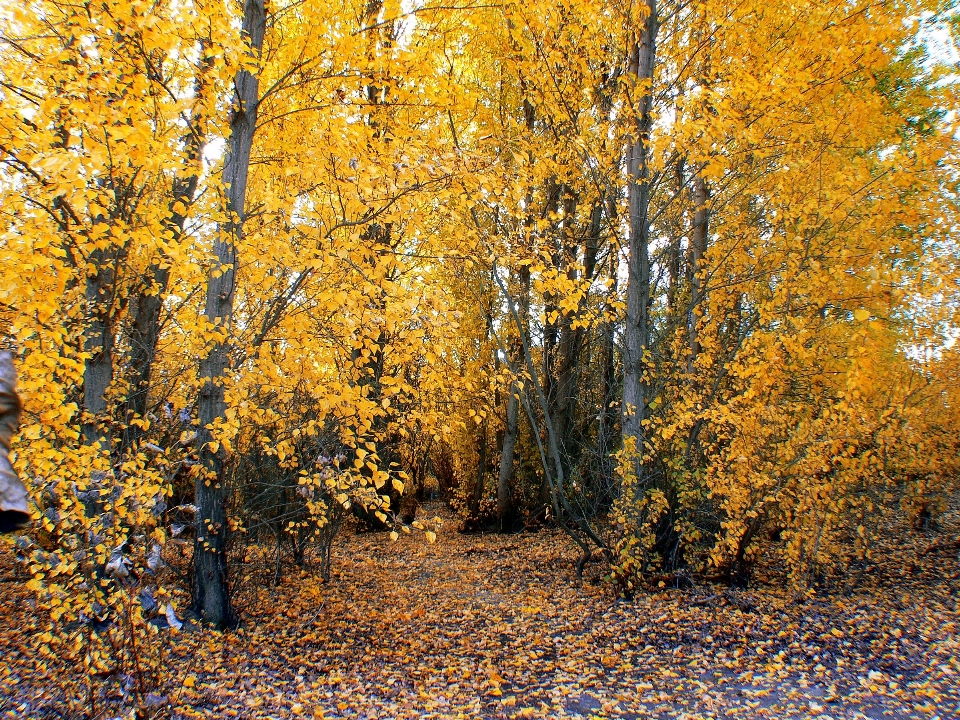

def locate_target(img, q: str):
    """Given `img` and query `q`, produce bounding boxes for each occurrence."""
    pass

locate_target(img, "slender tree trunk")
[551,190,583,484]
[121,185,193,453]
[83,247,116,453]
[539,180,562,508]
[120,265,167,453]
[622,1,658,462]
[122,65,207,454]
[597,246,618,503]
[63,42,116,455]
[497,384,519,528]
[496,95,536,528]
[496,265,529,530]
[469,308,496,519]
[193,0,265,628]
[684,172,713,471]
[688,172,709,372]
[666,159,684,317]
[471,419,487,517]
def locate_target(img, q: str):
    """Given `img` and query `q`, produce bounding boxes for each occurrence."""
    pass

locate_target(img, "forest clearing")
[1,0,960,716]
[2,503,959,719]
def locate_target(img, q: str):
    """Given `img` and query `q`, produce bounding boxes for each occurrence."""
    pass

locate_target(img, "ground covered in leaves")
[2,505,958,720]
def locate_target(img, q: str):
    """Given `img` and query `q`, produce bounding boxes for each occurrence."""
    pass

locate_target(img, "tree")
[192,0,266,628]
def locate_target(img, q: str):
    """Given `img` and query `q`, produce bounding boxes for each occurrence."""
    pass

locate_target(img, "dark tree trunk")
[121,265,168,454]
[597,193,619,476]
[496,96,537,527]
[539,180,562,508]
[497,264,529,530]
[597,248,618,494]
[551,190,581,485]
[121,77,206,454]
[193,0,265,629]
[666,159,684,317]
[688,172,709,371]
[497,385,519,528]
[471,419,487,518]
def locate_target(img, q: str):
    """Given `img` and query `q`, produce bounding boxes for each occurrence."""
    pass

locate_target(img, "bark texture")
[622,1,659,460]
[82,247,116,451]
[688,172,709,370]
[496,261,529,529]
[496,96,537,528]
[193,0,265,628]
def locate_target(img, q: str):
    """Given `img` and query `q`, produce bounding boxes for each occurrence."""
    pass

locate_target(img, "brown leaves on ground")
[2,505,958,720]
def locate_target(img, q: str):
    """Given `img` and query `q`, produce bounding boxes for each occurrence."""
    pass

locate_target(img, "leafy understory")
[2,504,957,720]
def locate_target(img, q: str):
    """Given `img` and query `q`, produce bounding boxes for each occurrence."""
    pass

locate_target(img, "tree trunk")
[688,172,708,371]
[121,266,168,455]
[496,384,519,529]
[193,0,265,628]
[597,193,619,478]
[539,180,562,508]
[82,247,116,453]
[496,95,537,528]
[551,190,585,486]
[622,1,658,463]
[471,419,487,518]
[666,159,684,317]
[122,67,207,454]
[496,263,529,530]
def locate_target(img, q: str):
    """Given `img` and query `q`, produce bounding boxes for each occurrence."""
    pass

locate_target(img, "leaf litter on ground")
[1,503,958,719]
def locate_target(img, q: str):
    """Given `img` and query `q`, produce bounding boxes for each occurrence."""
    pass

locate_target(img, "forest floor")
[1,503,958,720]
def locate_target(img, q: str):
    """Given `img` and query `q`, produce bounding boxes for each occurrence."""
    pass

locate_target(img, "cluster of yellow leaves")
[615,0,960,582]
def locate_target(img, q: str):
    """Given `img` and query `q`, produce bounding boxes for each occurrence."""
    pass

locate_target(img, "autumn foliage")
[0,0,958,714]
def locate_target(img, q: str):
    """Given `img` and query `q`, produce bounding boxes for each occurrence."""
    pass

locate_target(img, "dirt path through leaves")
[174,510,958,719]
[3,507,958,719]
